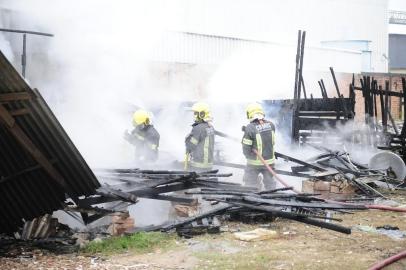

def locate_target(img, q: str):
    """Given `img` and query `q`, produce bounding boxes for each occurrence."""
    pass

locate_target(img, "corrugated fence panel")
[0,50,100,233]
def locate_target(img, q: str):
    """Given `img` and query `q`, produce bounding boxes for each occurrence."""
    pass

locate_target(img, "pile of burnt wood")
[87,169,370,237]
[68,147,403,238]
[299,144,404,199]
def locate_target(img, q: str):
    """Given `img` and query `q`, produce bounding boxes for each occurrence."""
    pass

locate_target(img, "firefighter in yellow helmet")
[241,103,276,190]
[184,102,215,171]
[124,109,160,163]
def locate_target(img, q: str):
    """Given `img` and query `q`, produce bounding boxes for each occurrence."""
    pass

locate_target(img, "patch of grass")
[195,251,275,270]
[81,232,174,255]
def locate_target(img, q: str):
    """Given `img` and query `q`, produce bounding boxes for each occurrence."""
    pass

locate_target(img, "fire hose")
[252,149,301,193]
[367,250,406,270]
[253,149,406,213]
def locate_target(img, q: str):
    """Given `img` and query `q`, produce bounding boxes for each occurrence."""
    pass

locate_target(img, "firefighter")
[241,103,276,190]
[124,109,160,163]
[184,102,215,171]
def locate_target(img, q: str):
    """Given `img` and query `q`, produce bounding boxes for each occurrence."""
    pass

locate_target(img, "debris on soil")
[356,225,406,240]
[233,228,278,241]
[107,212,135,236]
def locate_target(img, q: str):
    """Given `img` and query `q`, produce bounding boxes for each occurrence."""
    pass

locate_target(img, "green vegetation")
[195,251,275,270]
[81,232,174,254]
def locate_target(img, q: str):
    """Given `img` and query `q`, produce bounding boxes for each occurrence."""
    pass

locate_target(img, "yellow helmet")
[192,102,211,121]
[246,103,265,120]
[132,109,150,126]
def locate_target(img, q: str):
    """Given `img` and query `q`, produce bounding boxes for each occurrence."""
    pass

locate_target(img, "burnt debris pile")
[100,168,366,236]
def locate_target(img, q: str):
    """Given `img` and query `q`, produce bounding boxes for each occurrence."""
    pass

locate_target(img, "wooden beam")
[9,108,30,116]
[297,117,348,130]
[353,86,403,98]
[298,111,347,117]
[0,164,43,185]
[0,104,71,194]
[275,152,327,172]
[0,92,33,102]
[0,159,57,185]
[293,30,302,100]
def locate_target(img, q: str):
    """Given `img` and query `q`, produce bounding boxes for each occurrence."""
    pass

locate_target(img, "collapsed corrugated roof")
[0,50,100,233]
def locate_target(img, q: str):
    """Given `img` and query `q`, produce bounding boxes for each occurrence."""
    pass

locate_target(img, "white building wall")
[153,31,362,73]
[167,0,389,72]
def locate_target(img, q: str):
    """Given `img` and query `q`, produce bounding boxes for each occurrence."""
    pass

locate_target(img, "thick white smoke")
[207,45,296,102]
[0,34,13,61]
[0,0,187,227]
[1,0,188,169]
[1,0,372,170]
[0,0,388,226]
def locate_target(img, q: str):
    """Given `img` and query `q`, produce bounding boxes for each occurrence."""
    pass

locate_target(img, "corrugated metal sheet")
[0,50,100,233]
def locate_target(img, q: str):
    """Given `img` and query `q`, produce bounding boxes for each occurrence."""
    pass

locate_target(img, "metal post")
[22,34,27,78]
[0,28,53,78]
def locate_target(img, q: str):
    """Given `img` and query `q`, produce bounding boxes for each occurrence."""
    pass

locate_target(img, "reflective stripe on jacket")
[185,121,215,168]
[242,119,275,166]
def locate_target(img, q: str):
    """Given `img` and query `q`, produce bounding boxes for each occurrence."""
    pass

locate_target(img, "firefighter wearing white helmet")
[241,103,276,189]
[124,109,160,163]
[185,102,215,171]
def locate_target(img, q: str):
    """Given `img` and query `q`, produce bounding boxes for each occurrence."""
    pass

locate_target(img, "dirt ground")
[2,195,406,269]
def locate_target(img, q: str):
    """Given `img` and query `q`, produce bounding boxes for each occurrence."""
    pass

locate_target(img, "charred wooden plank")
[297,117,348,130]
[330,67,341,97]
[240,196,366,210]
[353,86,403,98]
[161,205,232,231]
[379,85,387,132]
[221,200,352,234]
[298,111,347,117]
[9,108,30,116]
[401,78,406,137]
[0,92,33,102]
[388,110,400,136]
[97,186,138,203]
[297,31,306,99]
[318,81,327,98]
[275,152,326,172]
[320,79,328,99]
[293,30,302,100]
[0,159,57,184]
[214,160,313,178]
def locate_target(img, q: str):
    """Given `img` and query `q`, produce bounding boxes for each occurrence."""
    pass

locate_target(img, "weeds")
[81,232,173,254]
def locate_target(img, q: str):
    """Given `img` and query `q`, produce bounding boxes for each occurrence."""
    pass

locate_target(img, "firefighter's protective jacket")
[242,119,275,166]
[128,125,160,161]
[185,121,215,168]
